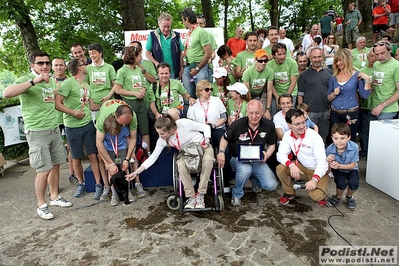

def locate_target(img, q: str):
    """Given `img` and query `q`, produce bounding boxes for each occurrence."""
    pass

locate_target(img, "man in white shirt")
[278,28,294,56]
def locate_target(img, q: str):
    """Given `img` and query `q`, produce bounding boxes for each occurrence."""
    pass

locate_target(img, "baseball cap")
[227,82,248,96]
[254,49,268,59]
[212,67,228,78]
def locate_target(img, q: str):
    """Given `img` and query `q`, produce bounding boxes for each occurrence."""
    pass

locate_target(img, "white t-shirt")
[187,96,226,129]
[278,37,295,52]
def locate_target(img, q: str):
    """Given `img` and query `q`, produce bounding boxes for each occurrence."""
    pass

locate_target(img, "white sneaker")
[50,196,73,207]
[37,203,54,220]
[185,196,196,209]
[111,195,119,206]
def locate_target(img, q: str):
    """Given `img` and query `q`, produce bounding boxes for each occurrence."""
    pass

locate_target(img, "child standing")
[326,123,359,210]
[297,103,319,133]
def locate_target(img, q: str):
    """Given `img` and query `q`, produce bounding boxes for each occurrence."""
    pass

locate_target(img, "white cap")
[212,67,228,78]
[227,82,248,96]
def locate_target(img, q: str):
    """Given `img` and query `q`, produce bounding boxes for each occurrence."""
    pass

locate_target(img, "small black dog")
[109,168,130,205]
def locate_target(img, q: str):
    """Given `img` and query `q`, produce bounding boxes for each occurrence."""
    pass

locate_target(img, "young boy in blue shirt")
[326,123,359,210]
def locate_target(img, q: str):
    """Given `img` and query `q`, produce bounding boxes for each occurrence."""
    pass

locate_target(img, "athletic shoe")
[279,193,295,205]
[100,186,111,201]
[185,196,196,209]
[111,195,119,206]
[346,196,356,210]
[37,203,54,220]
[74,183,86,197]
[195,193,205,209]
[231,196,241,207]
[317,197,328,207]
[50,196,73,207]
[92,184,103,200]
[327,195,341,207]
[69,174,79,185]
[252,186,262,193]
[135,182,147,198]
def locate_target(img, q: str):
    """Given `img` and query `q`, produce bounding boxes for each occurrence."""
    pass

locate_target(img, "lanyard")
[293,137,304,166]
[75,76,88,109]
[199,98,210,123]
[247,128,258,143]
[235,101,242,121]
[169,131,180,150]
[110,135,118,157]
[183,25,198,58]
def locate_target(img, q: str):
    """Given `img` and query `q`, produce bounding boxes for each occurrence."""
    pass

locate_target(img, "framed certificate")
[237,143,264,162]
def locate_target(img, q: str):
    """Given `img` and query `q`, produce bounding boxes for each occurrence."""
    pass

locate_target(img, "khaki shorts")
[345,26,359,44]
[26,127,67,172]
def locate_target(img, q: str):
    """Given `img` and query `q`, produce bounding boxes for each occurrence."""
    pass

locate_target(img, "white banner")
[0,105,27,147]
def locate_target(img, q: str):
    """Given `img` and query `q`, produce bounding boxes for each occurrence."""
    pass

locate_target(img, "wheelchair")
[166,152,224,212]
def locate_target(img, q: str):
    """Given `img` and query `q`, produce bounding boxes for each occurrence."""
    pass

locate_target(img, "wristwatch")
[142,69,147,74]
[195,67,200,71]
[29,79,35,86]
[124,158,130,162]
[219,150,225,154]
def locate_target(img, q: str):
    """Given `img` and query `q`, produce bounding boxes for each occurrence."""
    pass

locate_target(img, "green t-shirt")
[148,79,187,113]
[352,48,370,70]
[186,26,210,63]
[242,65,274,95]
[146,29,184,74]
[345,10,362,31]
[208,32,218,70]
[232,50,255,69]
[58,78,92,128]
[115,65,146,101]
[267,58,298,96]
[86,62,116,104]
[211,82,229,106]
[371,58,399,112]
[14,73,58,130]
[319,16,332,34]
[226,99,248,119]
[53,78,67,125]
[95,99,138,133]
[141,60,158,108]
[359,66,373,110]
[220,63,237,84]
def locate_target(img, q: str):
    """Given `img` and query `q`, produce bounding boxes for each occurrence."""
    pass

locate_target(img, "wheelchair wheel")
[172,153,179,195]
[218,195,224,211]
[167,195,181,211]
[217,167,224,196]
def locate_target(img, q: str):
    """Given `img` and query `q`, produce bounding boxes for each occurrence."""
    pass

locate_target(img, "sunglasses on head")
[203,87,213,92]
[257,59,268,64]
[373,41,391,49]
[197,14,205,18]
[34,61,51,66]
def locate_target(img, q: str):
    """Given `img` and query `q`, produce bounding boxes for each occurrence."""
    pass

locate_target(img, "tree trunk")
[268,0,279,27]
[15,17,40,56]
[120,0,146,30]
[357,0,372,32]
[201,0,215,27]
[249,0,254,31]
[224,0,229,43]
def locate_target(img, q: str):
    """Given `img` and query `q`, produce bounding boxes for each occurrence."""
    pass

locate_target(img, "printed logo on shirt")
[259,132,267,138]
[251,78,266,90]
[245,58,255,67]
[186,36,193,49]
[42,87,54,102]
[372,71,384,85]
[275,72,289,84]
[131,75,143,89]
[239,132,250,141]
[92,72,106,84]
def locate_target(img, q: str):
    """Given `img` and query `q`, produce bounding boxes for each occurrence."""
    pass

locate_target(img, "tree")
[121,0,146,30]
[269,0,279,27]
[356,0,373,33]
[201,0,215,27]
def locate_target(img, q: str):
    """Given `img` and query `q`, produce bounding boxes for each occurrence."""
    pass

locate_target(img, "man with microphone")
[276,109,329,206]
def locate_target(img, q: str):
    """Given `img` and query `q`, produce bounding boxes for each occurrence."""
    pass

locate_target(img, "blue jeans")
[230,157,278,199]
[358,109,370,153]
[331,169,359,191]
[329,109,358,142]
[370,111,397,121]
[182,63,209,117]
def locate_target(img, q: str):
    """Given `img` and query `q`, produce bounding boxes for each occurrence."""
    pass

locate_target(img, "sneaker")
[37,203,54,220]
[93,184,103,200]
[69,174,79,185]
[317,197,328,207]
[279,193,295,205]
[346,196,356,210]
[74,183,86,197]
[223,187,231,193]
[195,193,205,209]
[111,194,119,206]
[100,186,111,201]
[231,196,241,206]
[327,195,341,207]
[50,196,73,207]
[135,182,147,198]
[185,196,196,209]
[128,188,136,202]
[252,186,262,193]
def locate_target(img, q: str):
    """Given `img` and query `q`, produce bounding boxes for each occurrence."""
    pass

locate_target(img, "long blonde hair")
[332,49,355,76]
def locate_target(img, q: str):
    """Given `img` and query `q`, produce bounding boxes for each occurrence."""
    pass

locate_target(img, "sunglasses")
[373,41,391,49]
[297,52,306,56]
[34,61,51,66]
[257,59,268,64]
[203,88,213,92]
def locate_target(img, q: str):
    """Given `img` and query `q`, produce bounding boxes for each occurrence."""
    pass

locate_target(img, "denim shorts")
[65,121,97,159]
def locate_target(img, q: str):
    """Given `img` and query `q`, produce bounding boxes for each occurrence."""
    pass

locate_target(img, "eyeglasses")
[34,61,51,66]
[291,120,306,127]
[203,88,213,92]
[257,59,268,64]
[373,41,391,49]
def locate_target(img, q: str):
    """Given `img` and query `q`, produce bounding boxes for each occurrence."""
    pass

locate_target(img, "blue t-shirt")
[326,140,359,173]
[104,126,129,152]
[306,117,316,129]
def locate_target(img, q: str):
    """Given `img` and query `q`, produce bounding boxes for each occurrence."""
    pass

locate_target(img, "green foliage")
[0,127,29,160]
